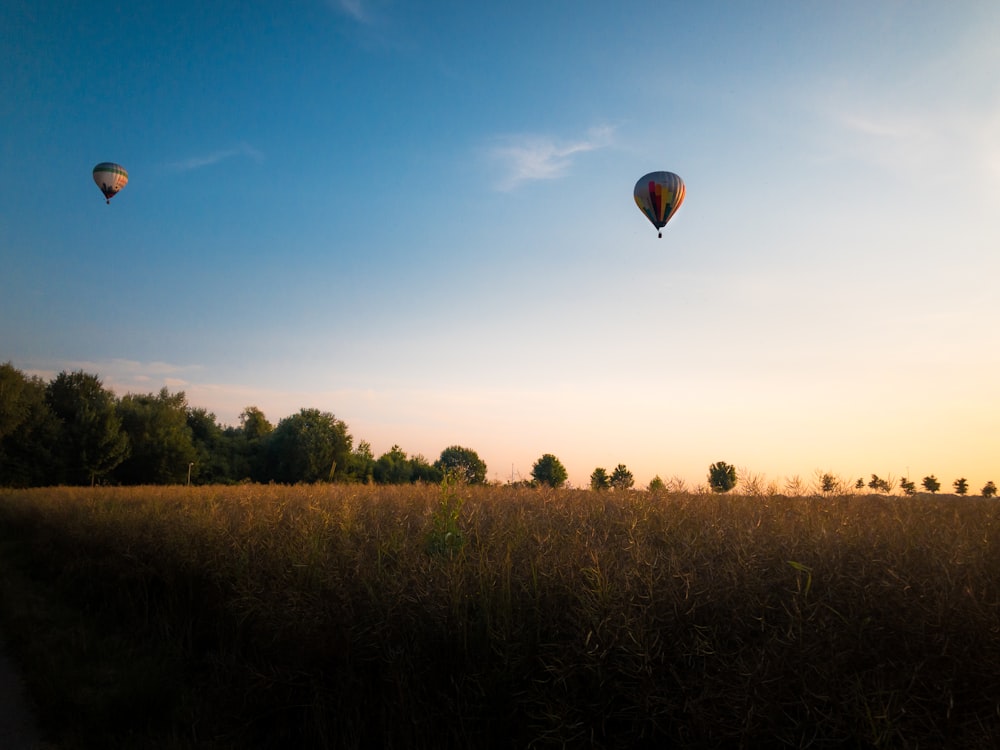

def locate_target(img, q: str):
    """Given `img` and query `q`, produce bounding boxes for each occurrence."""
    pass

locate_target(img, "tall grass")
[1,484,998,748]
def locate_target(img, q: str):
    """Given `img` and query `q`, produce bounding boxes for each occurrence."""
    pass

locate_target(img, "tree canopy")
[922,475,941,494]
[116,388,196,485]
[46,370,130,485]
[265,408,353,483]
[531,454,568,488]
[435,445,487,484]
[0,364,62,487]
[590,468,610,491]
[610,464,634,491]
[708,461,737,493]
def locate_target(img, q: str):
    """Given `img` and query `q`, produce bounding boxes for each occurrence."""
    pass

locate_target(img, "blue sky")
[3,1,998,489]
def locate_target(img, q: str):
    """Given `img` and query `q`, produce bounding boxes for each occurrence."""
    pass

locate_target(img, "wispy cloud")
[20,357,203,400]
[812,16,1000,199]
[329,0,370,23]
[829,103,1000,201]
[165,143,263,172]
[486,126,615,191]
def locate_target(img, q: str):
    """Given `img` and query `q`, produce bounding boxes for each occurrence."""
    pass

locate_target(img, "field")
[1,483,998,748]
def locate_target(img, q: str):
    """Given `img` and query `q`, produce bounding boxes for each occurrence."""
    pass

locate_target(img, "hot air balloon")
[634,171,685,238]
[93,162,128,204]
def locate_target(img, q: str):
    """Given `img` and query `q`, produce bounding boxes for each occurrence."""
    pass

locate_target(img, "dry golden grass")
[1,483,998,748]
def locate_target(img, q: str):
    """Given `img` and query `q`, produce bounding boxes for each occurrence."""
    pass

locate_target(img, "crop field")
[1,482,999,748]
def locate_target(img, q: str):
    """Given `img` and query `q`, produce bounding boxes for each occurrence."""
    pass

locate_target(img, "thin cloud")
[486,126,614,191]
[165,143,263,172]
[831,104,1000,200]
[25,358,199,391]
[329,0,370,23]
[837,112,926,141]
[814,16,1000,198]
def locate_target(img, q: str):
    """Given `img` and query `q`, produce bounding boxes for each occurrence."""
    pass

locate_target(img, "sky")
[2,1,998,490]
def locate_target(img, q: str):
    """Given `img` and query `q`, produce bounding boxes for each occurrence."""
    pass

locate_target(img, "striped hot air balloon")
[93,162,128,204]
[634,171,685,238]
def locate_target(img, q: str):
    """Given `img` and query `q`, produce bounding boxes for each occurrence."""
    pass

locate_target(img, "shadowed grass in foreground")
[0,483,998,748]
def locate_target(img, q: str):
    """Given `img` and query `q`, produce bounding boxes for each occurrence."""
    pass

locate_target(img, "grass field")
[1,482,998,748]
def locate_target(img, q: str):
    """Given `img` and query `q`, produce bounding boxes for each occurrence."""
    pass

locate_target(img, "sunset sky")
[3,1,998,489]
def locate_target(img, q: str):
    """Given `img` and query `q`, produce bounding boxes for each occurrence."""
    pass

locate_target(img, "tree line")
[0,364,491,488]
[812,471,996,499]
[2,364,995,495]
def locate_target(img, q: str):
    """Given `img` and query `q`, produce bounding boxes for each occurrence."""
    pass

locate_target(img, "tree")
[435,445,486,484]
[374,445,413,484]
[590,467,610,491]
[237,406,273,481]
[648,475,666,493]
[610,464,634,491]
[531,453,568,488]
[982,481,997,499]
[819,473,838,494]
[240,406,273,440]
[0,362,33,439]
[0,363,62,487]
[46,370,129,485]
[186,407,233,484]
[953,478,969,496]
[264,408,353,483]
[868,474,892,494]
[410,454,442,483]
[346,440,376,483]
[855,478,865,490]
[115,388,198,485]
[899,477,916,496]
[708,461,737,493]
[922,475,941,494]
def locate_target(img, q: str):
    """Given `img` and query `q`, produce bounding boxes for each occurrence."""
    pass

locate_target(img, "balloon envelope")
[634,171,685,237]
[93,162,128,203]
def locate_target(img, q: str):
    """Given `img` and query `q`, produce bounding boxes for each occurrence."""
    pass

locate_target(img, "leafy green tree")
[610,463,634,491]
[708,461,737,493]
[900,477,916,496]
[953,477,968,496]
[410,454,443,483]
[0,363,62,487]
[264,408,353,483]
[237,406,274,481]
[346,440,376,483]
[240,406,273,440]
[186,407,233,484]
[922,475,941,494]
[531,453,568,488]
[435,445,487,484]
[590,467,610,491]
[647,475,666,493]
[374,445,413,484]
[221,425,251,481]
[46,370,129,485]
[982,481,997,499]
[0,362,33,438]
[115,388,197,485]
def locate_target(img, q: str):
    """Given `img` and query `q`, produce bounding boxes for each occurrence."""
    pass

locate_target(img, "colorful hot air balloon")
[92,162,128,204]
[634,171,685,238]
